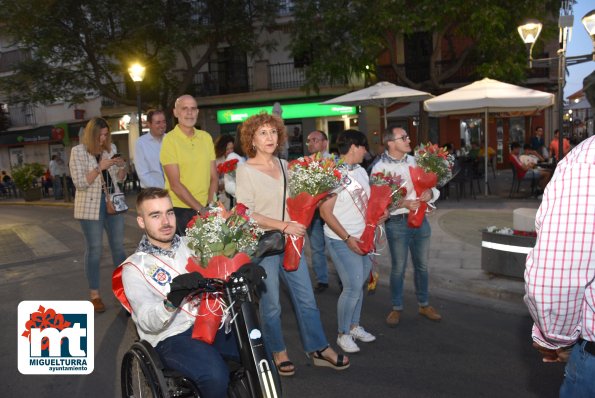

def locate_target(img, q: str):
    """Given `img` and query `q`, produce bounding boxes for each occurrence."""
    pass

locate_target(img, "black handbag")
[255,159,287,258]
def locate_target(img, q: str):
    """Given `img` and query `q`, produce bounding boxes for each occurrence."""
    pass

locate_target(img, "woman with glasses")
[235,113,349,377]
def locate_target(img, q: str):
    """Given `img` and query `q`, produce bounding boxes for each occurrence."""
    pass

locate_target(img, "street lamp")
[128,63,146,135]
[518,7,595,162]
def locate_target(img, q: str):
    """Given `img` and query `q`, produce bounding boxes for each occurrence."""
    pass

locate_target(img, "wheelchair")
[120,264,282,398]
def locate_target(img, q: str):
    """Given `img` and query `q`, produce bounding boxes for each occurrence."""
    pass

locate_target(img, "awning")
[0,121,85,147]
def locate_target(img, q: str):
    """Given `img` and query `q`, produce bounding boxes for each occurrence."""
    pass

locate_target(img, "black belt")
[390,214,407,221]
[580,339,595,355]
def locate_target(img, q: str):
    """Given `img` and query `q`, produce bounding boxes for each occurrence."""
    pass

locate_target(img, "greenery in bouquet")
[287,152,342,197]
[370,170,407,210]
[186,203,263,266]
[413,142,455,187]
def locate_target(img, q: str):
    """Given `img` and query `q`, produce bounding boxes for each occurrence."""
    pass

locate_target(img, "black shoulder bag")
[255,158,287,258]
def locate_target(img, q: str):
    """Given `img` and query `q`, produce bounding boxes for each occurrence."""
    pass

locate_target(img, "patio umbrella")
[322,81,433,128]
[424,77,555,196]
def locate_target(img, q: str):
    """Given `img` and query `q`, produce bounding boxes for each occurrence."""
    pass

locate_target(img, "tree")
[289,0,560,93]
[0,0,278,111]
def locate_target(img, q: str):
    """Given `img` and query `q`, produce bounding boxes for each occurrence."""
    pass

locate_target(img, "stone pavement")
[0,168,541,312]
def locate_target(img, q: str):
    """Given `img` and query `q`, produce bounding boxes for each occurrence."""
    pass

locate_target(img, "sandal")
[274,360,295,377]
[311,346,350,371]
[273,352,295,377]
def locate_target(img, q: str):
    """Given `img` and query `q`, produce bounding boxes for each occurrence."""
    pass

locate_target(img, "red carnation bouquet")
[185,203,263,343]
[284,153,342,271]
[359,171,407,254]
[216,158,239,176]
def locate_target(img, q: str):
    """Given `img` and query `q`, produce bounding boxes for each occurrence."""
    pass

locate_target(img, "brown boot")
[418,305,441,321]
[386,310,401,327]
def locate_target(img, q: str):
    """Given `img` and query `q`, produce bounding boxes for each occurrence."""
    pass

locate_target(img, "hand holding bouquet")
[284,153,342,271]
[358,171,407,254]
[414,143,455,188]
[185,203,263,343]
[407,143,454,228]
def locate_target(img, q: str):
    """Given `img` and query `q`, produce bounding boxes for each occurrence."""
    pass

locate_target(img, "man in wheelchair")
[112,187,239,398]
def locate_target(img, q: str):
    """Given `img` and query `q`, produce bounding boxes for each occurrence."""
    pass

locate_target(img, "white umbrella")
[323,81,433,128]
[424,77,555,196]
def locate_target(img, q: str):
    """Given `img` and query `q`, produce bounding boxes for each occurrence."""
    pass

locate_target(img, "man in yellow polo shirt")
[160,94,218,235]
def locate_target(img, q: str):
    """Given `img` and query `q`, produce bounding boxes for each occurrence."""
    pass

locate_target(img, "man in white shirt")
[135,109,166,188]
[371,126,442,327]
[113,188,237,398]
[306,130,331,292]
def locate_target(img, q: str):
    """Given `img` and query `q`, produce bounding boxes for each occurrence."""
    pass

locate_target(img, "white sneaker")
[337,334,360,353]
[350,326,376,343]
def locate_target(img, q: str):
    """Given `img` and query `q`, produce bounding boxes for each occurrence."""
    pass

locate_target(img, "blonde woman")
[70,117,127,312]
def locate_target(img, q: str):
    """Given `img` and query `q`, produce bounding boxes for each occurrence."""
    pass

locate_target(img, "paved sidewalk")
[0,169,541,312]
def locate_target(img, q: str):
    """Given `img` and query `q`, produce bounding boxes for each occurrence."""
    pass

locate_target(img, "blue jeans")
[385,214,431,310]
[253,252,328,353]
[559,341,595,398]
[53,175,63,199]
[155,327,238,398]
[306,211,328,284]
[79,192,126,290]
[325,237,371,334]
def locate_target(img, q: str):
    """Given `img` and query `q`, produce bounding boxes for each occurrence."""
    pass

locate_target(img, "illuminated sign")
[217,103,357,124]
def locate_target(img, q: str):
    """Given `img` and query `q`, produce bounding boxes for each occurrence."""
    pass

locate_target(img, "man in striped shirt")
[524,135,595,397]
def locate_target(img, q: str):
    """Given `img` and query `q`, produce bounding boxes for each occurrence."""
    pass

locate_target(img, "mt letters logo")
[18,301,94,374]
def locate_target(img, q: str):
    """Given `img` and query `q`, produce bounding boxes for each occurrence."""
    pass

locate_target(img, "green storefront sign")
[217,103,357,124]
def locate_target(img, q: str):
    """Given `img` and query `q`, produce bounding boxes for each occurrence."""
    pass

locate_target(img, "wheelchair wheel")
[121,342,169,398]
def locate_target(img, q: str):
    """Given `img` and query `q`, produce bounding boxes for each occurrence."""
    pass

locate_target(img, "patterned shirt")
[524,136,595,349]
[137,234,182,259]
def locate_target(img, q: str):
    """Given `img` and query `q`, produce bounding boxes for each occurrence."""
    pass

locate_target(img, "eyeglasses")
[307,138,321,143]
[388,134,409,142]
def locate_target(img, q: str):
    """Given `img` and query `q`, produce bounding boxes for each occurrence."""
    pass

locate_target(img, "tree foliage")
[0,0,278,110]
[290,0,560,92]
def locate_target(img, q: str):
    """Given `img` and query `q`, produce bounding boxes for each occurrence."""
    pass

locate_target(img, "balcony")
[6,103,36,128]
[192,62,311,97]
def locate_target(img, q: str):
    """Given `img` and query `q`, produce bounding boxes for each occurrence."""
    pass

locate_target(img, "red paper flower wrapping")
[358,184,392,254]
[407,166,437,228]
[283,191,330,271]
[185,252,251,344]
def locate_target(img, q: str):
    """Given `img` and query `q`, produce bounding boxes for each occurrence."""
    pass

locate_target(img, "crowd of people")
[65,94,443,396]
[67,93,592,396]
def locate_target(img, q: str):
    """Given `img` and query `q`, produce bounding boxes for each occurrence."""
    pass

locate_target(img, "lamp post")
[128,63,146,136]
[518,7,595,162]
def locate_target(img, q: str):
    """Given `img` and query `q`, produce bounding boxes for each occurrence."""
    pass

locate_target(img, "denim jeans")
[79,192,126,290]
[306,211,328,284]
[174,207,198,236]
[325,237,371,334]
[155,327,238,398]
[385,214,431,310]
[559,340,595,398]
[53,176,63,199]
[253,251,328,354]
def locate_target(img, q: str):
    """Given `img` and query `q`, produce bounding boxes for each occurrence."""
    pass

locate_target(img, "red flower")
[235,202,248,216]
[187,215,198,228]
[217,159,239,175]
